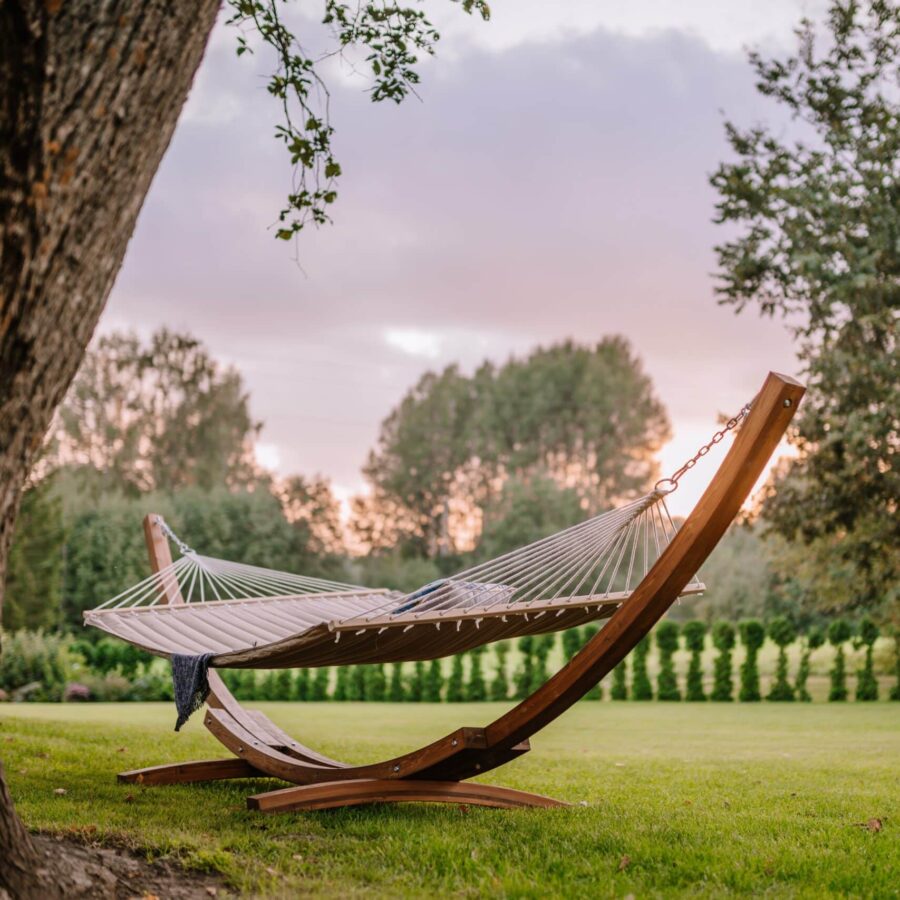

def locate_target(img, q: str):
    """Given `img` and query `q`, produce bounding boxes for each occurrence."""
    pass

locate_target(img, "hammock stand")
[115,372,803,812]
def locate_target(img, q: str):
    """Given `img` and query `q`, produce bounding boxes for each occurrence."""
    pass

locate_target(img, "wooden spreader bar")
[116,372,804,811]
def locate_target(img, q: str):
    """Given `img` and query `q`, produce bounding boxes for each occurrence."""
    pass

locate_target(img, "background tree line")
[3,321,896,637]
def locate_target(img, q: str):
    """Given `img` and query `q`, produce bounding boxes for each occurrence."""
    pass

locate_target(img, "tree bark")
[0,2,220,896]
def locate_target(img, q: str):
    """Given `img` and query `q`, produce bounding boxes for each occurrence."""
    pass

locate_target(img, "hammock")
[84,490,703,668]
[99,373,805,812]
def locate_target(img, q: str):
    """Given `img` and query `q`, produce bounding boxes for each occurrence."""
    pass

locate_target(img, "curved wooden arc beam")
[479,371,805,753]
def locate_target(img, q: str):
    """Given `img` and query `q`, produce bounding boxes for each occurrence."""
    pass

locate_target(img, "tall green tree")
[52,330,262,496]
[357,339,670,556]
[0,2,490,889]
[2,477,65,631]
[279,474,346,559]
[711,0,899,617]
[60,487,339,629]
[477,475,584,561]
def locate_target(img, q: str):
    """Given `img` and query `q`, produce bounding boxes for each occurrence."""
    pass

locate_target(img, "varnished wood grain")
[246,778,568,812]
[118,758,262,786]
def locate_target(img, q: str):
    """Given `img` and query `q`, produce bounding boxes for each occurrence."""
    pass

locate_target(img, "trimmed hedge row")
[1,617,898,703]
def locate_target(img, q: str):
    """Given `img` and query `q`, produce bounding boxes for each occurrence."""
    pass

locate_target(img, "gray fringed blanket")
[171,653,215,731]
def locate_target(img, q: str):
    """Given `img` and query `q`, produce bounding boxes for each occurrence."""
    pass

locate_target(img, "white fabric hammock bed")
[84,491,703,668]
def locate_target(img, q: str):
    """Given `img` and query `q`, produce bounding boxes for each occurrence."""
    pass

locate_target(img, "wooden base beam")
[118,757,263,786]
[247,778,568,813]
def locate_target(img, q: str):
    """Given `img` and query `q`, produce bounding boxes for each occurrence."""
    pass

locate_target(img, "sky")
[100,1,826,517]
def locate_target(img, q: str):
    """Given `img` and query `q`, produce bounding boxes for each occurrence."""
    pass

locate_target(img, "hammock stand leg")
[118,758,263,786]
[246,779,567,812]
[121,373,803,811]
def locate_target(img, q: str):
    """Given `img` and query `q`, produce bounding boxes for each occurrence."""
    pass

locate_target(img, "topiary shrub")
[766,616,797,701]
[273,669,294,701]
[218,668,240,695]
[682,620,707,702]
[348,665,366,701]
[388,663,406,702]
[466,647,487,701]
[562,627,582,660]
[610,660,628,700]
[855,617,880,702]
[293,668,310,701]
[828,618,852,701]
[446,655,465,702]
[794,626,824,702]
[529,634,555,694]
[631,635,653,700]
[332,666,349,701]
[738,619,765,702]
[232,669,257,700]
[407,660,425,702]
[424,659,443,702]
[309,666,331,703]
[710,621,735,702]
[514,636,535,699]
[582,625,603,699]
[656,621,681,701]
[258,670,279,701]
[490,642,510,701]
[365,664,387,702]
[891,629,900,702]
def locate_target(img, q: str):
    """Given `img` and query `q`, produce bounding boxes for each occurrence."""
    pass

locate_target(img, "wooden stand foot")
[119,757,263,786]
[247,778,568,812]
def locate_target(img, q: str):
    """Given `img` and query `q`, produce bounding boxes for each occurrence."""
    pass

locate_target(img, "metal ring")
[654,478,677,494]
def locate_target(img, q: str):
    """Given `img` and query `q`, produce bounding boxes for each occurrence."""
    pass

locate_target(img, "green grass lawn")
[1,701,897,898]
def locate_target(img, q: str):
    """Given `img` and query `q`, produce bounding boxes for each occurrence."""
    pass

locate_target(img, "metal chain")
[155,515,195,556]
[654,400,754,495]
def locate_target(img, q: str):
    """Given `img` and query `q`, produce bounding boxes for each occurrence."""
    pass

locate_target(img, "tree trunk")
[0,2,219,896]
